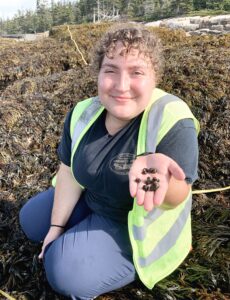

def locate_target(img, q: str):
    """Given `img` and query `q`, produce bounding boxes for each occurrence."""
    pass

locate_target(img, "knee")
[19,188,54,242]
[19,203,42,242]
[44,243,99,299]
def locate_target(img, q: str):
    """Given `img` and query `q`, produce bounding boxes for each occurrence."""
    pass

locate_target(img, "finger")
[38,250,43,260]
[153,185,167,206]
[168,159,185,181]
[136,186,145,206]
[129,174,138,197]
[143,191,154,211]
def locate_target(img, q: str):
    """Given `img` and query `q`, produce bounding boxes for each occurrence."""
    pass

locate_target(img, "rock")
[145,20,162,27]
[190,16,202,24]
[161,21,179,29]
[189,30,205,36]
[210,15,230,23]
[199,28,210,32]
[208,29,223,35]
[146,14,230,35]
[196,28,222,35]
[199,16,211,28]
[183,24,200,31]
[209,19,219,25]
[211,25,224,31]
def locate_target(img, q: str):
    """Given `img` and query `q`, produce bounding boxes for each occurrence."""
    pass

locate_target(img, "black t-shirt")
[58,108,198,223]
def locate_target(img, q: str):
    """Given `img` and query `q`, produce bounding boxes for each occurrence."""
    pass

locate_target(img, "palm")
[129,153,185,211]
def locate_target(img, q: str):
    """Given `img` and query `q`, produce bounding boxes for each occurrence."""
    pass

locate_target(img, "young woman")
[20,23,199,300]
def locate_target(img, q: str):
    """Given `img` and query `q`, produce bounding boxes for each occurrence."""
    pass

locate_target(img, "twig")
[0,290,16,300]
[192,185,230,194]
[67,25,88,65]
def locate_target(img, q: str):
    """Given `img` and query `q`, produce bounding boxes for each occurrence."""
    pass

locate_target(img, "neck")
[105,112,130,135]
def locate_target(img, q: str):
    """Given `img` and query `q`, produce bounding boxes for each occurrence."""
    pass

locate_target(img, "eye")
[104,69,115,73]
[133,71,144,76]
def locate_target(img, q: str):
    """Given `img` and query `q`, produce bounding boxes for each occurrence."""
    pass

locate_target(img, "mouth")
[111,96,132,102]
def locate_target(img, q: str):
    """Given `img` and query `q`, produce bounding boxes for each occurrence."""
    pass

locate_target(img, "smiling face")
[98,42,156,125]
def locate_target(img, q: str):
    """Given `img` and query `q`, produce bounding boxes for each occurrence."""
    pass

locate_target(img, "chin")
[114,112,135,121]
[107,105,139,121]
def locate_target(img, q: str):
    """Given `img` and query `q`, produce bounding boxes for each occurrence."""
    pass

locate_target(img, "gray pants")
[19,188,136,299]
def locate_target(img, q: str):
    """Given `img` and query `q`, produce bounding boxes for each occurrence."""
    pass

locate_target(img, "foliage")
[188,9,230,16]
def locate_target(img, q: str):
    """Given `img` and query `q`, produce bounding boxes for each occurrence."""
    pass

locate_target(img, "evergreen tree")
[119,0,132,16]
[143,0,154,20]
[193,0,207,10]
[73,2,82,23]
[127,0,145,18]
[170,0,193,16]
[36,0,52,32]
[14,11,24,33]
[24,11,38,33]
[78,0,97,22]
[0,18,4,34]
[223,0,230,10]
[4,18,20,34]
[206,0,224,10]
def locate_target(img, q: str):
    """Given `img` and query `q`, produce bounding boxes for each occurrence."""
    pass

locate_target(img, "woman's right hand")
[38,226,64,260]
[38,163,82,260]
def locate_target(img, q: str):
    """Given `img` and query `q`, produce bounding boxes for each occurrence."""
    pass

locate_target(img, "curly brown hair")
[91,23,164,84]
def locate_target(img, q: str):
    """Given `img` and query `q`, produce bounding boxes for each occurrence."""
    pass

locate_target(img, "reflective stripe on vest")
[71,97,102,151]
[135,195,192,267]
[146,94,182,152]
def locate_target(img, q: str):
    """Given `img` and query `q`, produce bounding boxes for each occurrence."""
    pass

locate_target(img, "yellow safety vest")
[53,88,200,289]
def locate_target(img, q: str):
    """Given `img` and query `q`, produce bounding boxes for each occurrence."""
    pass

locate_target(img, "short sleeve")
[57,108,74,166]
[156,119,199,184]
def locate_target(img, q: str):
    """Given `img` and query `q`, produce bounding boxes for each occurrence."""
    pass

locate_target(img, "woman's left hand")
[129,153,185,211]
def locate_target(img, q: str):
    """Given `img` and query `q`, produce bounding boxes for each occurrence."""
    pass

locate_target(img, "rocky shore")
[146,14,230,35]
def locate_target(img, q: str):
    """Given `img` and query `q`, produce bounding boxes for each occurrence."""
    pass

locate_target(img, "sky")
[0,0,75,19]
[0,0,37,19]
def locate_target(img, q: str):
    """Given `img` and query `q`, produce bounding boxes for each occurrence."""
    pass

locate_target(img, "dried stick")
[67,25,88,65]
[0,290,16,300]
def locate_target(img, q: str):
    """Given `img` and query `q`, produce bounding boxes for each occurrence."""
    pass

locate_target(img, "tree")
[206,0,222,10]
[223,0,230,10]
[170,0,193,16]
[143,0,154,20]
[127,0,145,18]
[36,0,52,32]
[0,18,5,34]
[72,2,82,23]
[143,0,170,20]
[93,0,120,22]
[78,0,97,22]
[4,18,20,34]
[193,0,207,10]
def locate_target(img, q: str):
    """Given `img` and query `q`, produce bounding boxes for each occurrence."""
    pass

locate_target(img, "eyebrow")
[101,63,147,69]
[101,63,119,69]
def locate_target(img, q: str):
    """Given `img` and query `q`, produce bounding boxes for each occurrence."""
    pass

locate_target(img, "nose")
[115,72,130,92]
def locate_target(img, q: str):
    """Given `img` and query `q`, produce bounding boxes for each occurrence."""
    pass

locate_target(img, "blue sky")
[0,0,76,19]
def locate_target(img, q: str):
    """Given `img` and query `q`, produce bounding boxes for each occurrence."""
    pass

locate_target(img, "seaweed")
[0,24,229,299]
